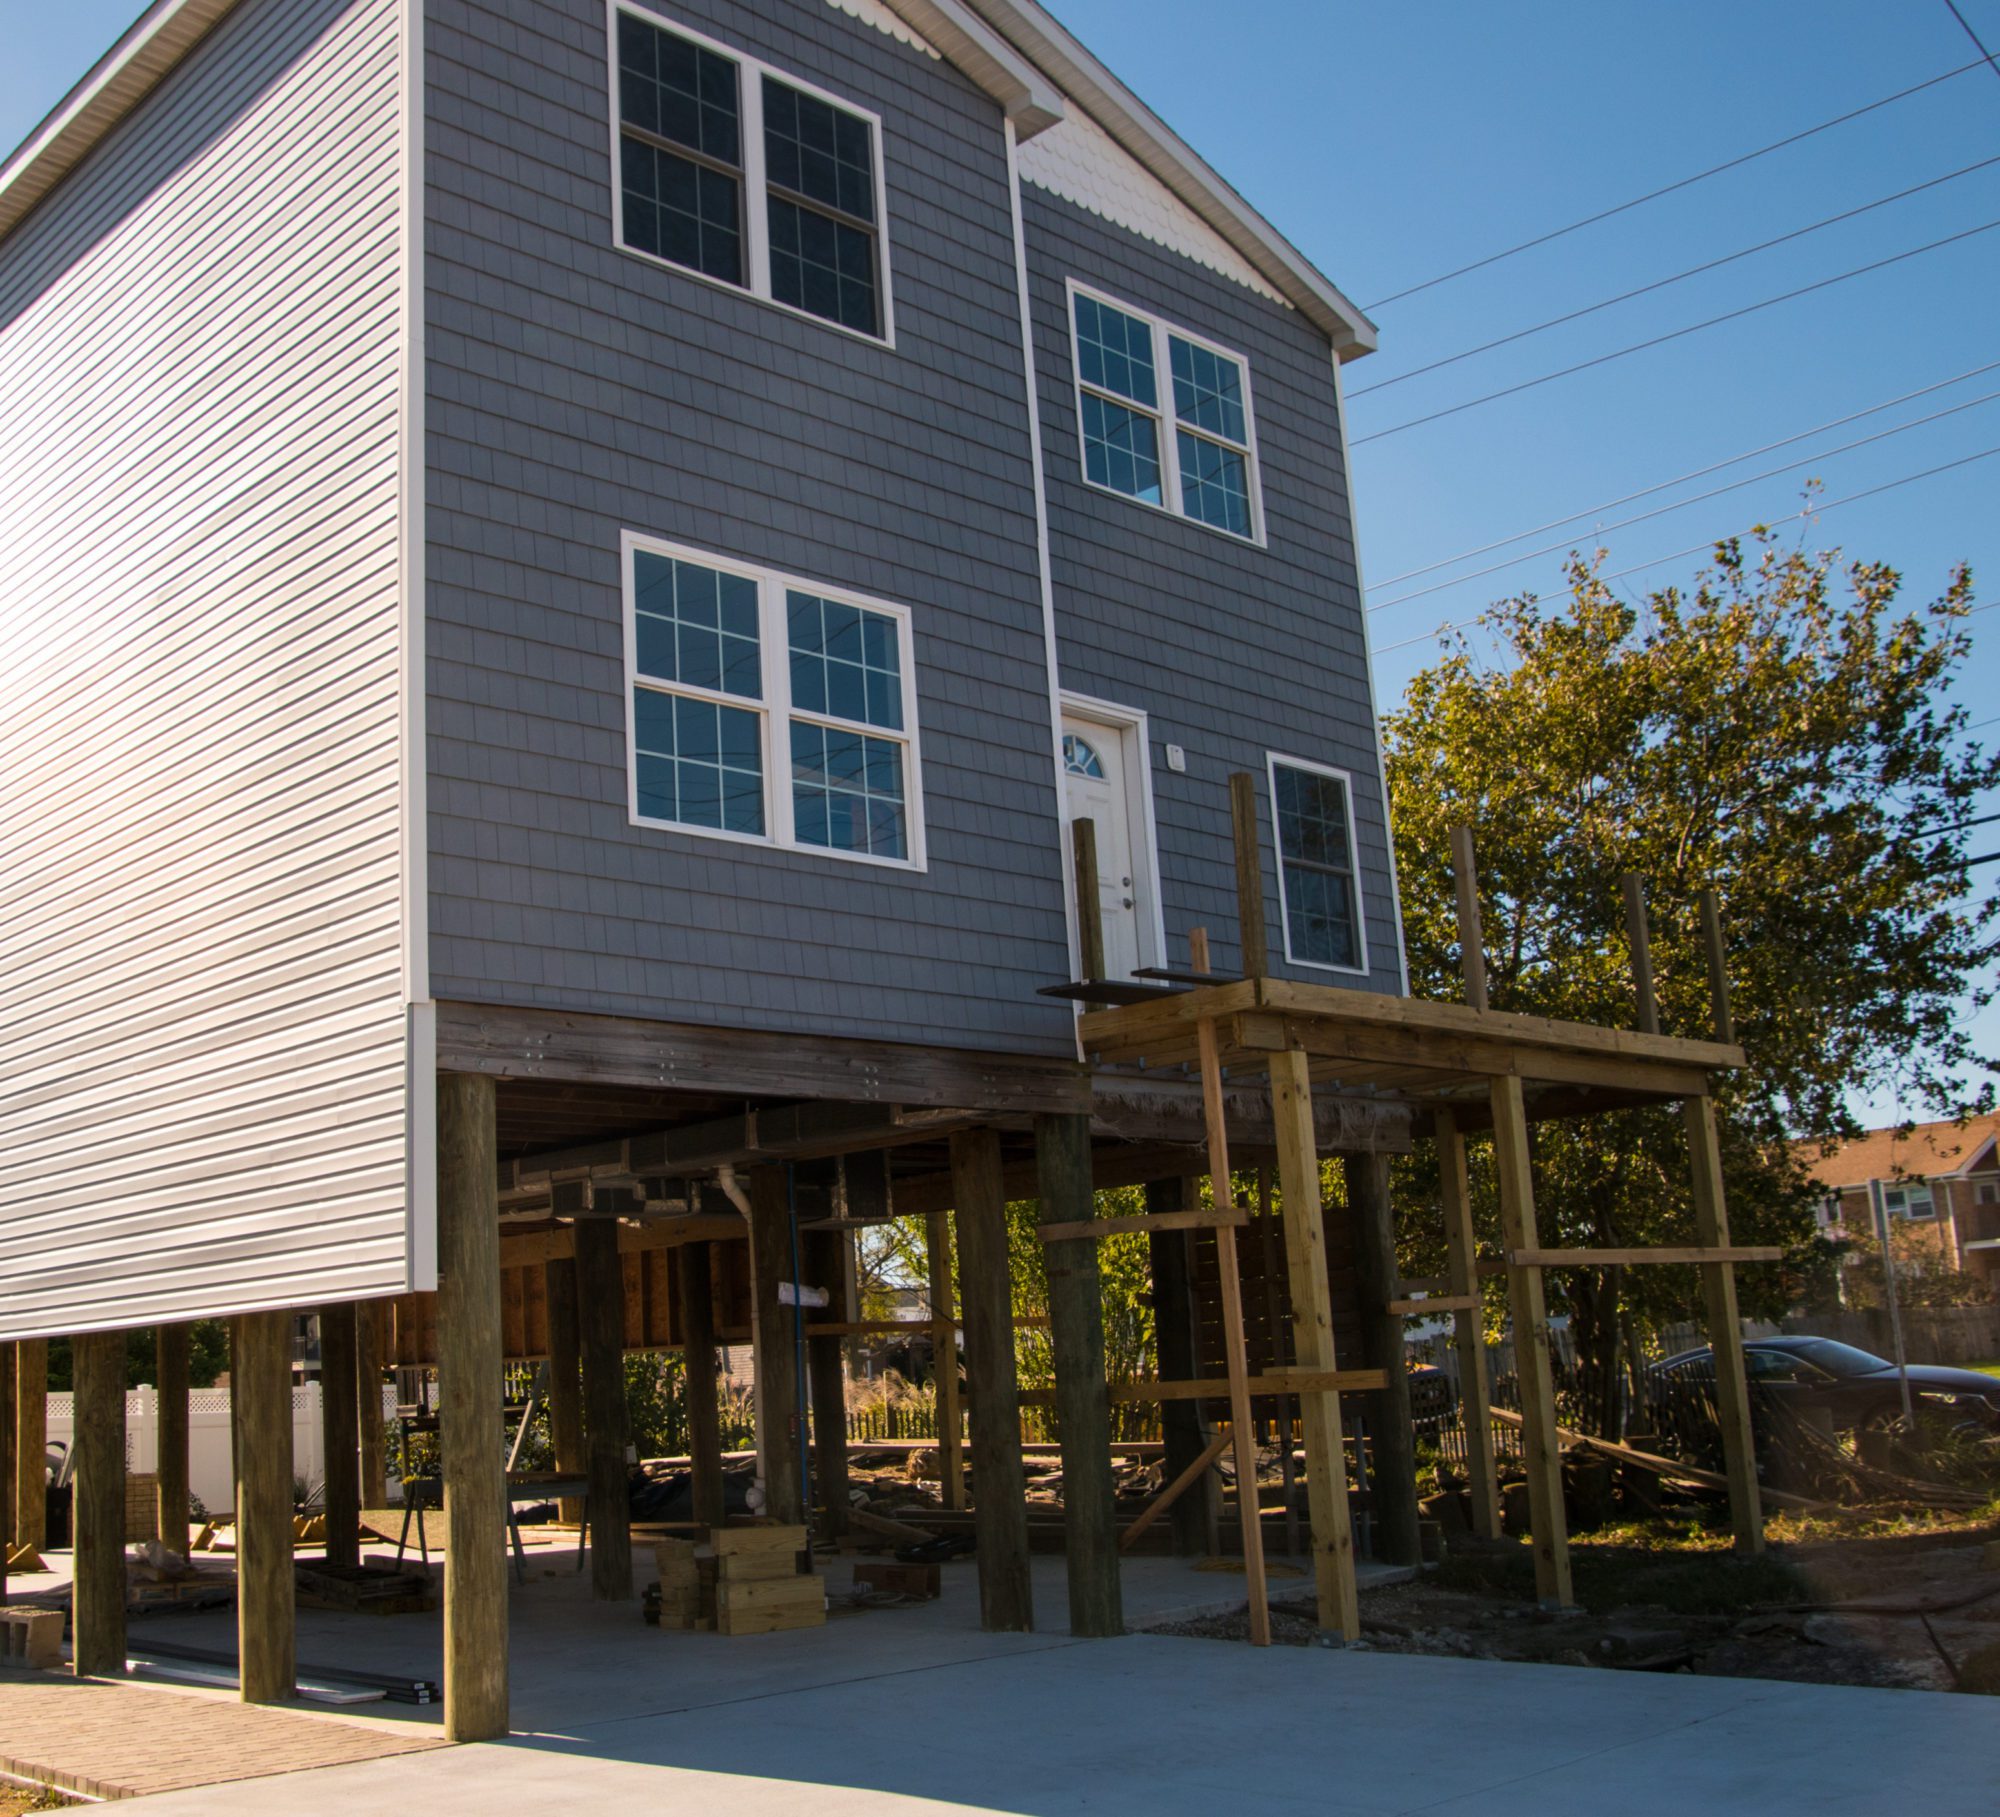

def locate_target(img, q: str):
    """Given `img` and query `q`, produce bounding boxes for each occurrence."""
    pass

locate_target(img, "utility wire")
[1366,388,2000,613]
[1351,218,2000,446]
[1362,59,1988,309]
[1909,809,2000,838]
[1943,1,2000,82]
[1370,362,2000,590]
[1351,157,2000,398]
[1371,444,2000,657]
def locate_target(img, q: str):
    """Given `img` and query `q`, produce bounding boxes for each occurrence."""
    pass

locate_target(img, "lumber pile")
[649,1526,825,1636]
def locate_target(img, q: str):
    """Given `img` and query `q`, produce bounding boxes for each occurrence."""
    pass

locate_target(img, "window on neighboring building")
[625,536,922,865]
[1268,756,1364,972]
[613,5,889,340]
[1881,1182,1936,1220]
[1069,283,1262,541]
[1977,1180,1998,1205]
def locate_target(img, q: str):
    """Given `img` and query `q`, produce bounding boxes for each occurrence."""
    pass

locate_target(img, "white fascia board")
[935,0,1378,359]
[888,0,1065,137]
[0,0,245,243]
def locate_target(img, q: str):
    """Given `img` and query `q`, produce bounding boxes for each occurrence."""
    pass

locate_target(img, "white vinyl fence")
[47,1383,398,1518]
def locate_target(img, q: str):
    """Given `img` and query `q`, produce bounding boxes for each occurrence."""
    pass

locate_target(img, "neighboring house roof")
[1807,1113,2000,1192]
[0,0,1378,357]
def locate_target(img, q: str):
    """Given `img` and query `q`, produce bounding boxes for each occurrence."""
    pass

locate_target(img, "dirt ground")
[0,1783,75,1814]
[1150,1511,2000,1693]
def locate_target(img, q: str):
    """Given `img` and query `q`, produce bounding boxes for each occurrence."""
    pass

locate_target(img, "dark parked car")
[1649,1334,2000,1436]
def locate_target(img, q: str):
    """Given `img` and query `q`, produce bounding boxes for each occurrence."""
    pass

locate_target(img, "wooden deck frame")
[1078,955,1769,1608]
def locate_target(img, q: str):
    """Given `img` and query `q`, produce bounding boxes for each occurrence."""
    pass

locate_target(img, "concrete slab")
[115,1636,2000,1816]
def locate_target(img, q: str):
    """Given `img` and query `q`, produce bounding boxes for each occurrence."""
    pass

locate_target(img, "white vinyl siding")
[0,0,417,1338]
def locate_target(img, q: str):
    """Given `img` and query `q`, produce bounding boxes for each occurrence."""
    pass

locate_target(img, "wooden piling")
[15,1339,46,1556]
[0,1343,12,1603]
[1621,873,1659,1035]
[924,1210,966,1512]
[355,1300,388,1509]
[747,1167,804,1525]
[438,1071,509,1740]
[1489,1075,1573,1608]
[1035,1111,1122,1637]
[72,1331,127,1678]
[1267,1049,1360,1641]
[232,1309,296,1702]
[951,1127,1033,1632]
[1072,817,1106,981]
[1699,886,1735,1044]
[574,1216,633,1599]
[156,1323,191,1558]
[1436,1110,1500,1539]
[806,1225,852,1538]
[1229,771,1269,977]
[1686,1095,1765,1555]
[676,1243,725,1531]
[1449,825,1489,1011]
[1144,1178,1217,1555]
[317,1304,360,1571]
[1348,1152,1422,1567]
[544,1257,586,1526]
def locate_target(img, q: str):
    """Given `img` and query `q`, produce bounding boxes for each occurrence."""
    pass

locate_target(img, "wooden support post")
[1072,817,1106,981]
[1436,1111,1500,1539]
[0,1343,12,1603]
[747,1167,804,1525]
[677,1243,726,1531]
[544,1258,586,1526]
[574,1216,633,1599]
[1489,1074,1573,1608]
[156,1324,191,1558]
[1145,1178,1217,1555]
[1267,1048,1360,1641]
[16,1339,46,1557]
[355,1302,387,1510]
[951,1127,1033,1632]
[1036,1110,1123,1638]
[805,1226,852,1538]
[1685,1095,1765,1555]
[924,1210,965,1512]
[438,1072,508,1740]
[1449,824,1488,1011]
[1348,1152,1421,1567]
[317,1304,360,1571]
[1622,873,1659,1035]
[1228,771,1269,977]
[232,1309,296,1702]
[73,1331,127,1678]
[1699,886,1734,1044]
[1190,927,1269,1645]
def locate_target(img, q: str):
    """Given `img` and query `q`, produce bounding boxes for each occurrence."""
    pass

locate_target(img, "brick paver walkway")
[0,1673,445,1800]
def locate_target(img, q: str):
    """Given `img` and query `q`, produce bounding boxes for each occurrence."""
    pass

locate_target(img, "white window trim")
[620,530,927,870]
[1064,277,1266,546]
[607,0,898,349]
[1879,1179,1937,1220]
[1266,752,1368,977]
[1059,690,1167,975]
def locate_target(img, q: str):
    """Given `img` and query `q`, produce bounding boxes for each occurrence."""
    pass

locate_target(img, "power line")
[1366,387,2000,613]
[1351,218,2000,446]
[1370,445,2000,657]
[1350,156,2000,399]
[1943,1,2000,82]
[1362,59,1988,310]
[1369,363,2000,590]
[1908,810,2000,838]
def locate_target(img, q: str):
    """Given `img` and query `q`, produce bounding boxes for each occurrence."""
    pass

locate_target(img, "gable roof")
[1808,1113,2000,1191]
[0,0,1377,358]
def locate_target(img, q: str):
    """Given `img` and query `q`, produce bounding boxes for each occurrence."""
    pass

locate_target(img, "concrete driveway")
[120,1627,2000,1816]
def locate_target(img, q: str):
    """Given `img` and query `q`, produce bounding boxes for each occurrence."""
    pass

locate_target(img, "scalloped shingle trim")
[827,0,941,58]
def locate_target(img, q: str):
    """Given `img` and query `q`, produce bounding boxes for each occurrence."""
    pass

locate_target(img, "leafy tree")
[47,1320,231,1393]
[1384,532,1998,1427]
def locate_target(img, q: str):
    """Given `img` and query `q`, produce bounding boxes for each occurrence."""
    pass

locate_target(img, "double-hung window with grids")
[613,4,891,340]
[1268,756,1366,972]
[1068,283,1262,540]
[624,535,924,867]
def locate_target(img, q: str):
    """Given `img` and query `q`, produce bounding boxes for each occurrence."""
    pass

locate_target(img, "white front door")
[1062,711,1146,980]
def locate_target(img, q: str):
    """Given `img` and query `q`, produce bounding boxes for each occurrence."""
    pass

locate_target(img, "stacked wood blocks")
[653,1527,825,1636]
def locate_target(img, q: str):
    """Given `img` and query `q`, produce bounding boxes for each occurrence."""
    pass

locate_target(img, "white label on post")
[776,1281,830,1309]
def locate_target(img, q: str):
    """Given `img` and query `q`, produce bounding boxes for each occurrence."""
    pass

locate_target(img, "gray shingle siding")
[1021,186,1405,993]
[423,0,1078,1054]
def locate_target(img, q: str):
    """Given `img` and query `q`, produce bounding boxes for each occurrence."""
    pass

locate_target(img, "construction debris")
[648,1526,826,1636]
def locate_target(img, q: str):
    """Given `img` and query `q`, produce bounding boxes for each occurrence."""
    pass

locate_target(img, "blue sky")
[6,0,1997,1125]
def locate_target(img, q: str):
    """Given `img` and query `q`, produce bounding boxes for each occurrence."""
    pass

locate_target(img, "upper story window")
[1880,1182,1936,1220]
[1268,756,1365,973]
[1067,281,1263,542]
[613,5,892,342]
[624,533,924,867]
